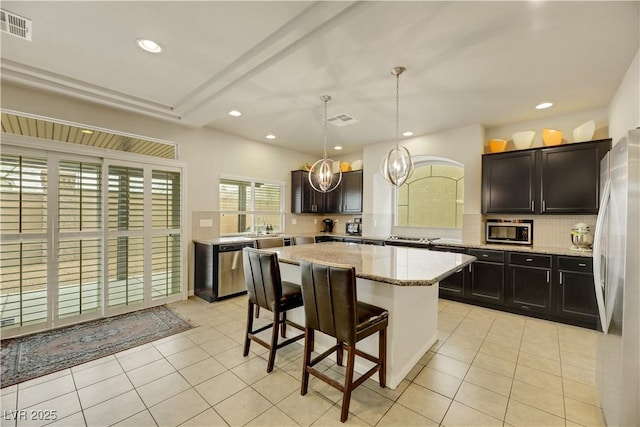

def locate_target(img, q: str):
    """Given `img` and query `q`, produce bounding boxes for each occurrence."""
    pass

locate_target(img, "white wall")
[609,48,640,144]
[486,107,610,150]
[362,123,484,236]
[1,83,315,212]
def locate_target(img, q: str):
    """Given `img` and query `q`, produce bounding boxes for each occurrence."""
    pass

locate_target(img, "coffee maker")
[322,218,334,232]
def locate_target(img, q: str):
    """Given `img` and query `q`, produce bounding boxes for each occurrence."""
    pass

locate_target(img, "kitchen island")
[270,241,476,389]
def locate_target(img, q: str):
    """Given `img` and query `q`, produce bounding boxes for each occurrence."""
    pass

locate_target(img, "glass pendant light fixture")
[309,95,342,193]
[381,66,414,187]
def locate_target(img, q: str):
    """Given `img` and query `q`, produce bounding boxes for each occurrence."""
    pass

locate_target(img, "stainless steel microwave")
[486,219,533,245]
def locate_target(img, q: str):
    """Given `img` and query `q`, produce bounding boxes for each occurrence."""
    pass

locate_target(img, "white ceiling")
[1,1,638,155]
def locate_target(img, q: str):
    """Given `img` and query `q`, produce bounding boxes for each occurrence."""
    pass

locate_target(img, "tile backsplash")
[465,213,597,248]
[193,211,596,249]
[192,212,360,240]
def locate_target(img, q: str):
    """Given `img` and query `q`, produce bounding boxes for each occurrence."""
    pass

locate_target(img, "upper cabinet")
[291,170,324,213]
[482,151,537,213]
[539,140,611,213]
[291,170,362,214]
[482,139,611,214]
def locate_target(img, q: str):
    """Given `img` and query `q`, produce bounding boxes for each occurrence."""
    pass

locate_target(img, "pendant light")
[381,66,414,187]
[309,95,342,193]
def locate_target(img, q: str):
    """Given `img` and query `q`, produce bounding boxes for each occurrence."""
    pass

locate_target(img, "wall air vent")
[327,113,358,127]
[0,9,32,41]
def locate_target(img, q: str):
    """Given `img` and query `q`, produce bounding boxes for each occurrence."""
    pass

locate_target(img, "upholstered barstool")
[255,237,285,249]
[299,259,389,423]
[242,247,304,372]
[292,236,315,245]
[253,237,285,318]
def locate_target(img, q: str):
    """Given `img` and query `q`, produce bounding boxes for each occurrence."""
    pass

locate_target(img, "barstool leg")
[267,310,279,372]
[301,328,314,395]
[336,339,344,366]
[281,311,287,338]
[341,345,357,422]
[379,327,387,388]
[243,302,254,357]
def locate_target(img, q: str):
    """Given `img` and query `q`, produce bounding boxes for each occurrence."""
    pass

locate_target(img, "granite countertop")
[271,241,476,287]
[432,240,593,257]
[194,233,592,258]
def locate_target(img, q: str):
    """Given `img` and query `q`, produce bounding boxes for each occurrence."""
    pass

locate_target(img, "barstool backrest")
[255,237,285,249]
[292,236,315,245]
[243,247,283,312]
[300,259,358,344]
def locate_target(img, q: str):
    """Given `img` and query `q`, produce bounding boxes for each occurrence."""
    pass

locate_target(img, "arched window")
[396,156,464,229]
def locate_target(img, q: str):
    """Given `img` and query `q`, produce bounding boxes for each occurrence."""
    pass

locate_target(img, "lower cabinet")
[431,246,466,297]
[467,249,505,304]
[435,246,597,330]
[506,253,553,313]
[557,256,597,327]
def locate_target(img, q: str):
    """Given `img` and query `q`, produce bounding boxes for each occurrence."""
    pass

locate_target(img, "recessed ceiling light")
[402,131,414,137]
[266,134,276,140]
[535,102,553,110]
[80,129,94,135]
[228,110,242,117]
[136,38,162,53]
[333,146,343,150]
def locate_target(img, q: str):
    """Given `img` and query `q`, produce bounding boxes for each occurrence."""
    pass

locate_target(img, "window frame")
[0,132,186,337]
[394,155,464,229]
[219,174,285,236]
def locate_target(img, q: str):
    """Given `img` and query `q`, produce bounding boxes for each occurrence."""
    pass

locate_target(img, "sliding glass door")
[0,144,184,337]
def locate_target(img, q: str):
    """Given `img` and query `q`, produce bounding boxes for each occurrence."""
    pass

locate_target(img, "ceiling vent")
[327,113,358,127]
[1,9,32,41]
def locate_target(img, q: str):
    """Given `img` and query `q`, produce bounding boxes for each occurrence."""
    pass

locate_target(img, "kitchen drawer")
[468,248,504,263]
[509,252,552,268]
[558,256,593,272]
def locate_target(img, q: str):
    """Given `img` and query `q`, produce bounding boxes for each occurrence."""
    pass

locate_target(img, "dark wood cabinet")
[467,248,505,303]
[291,170,324,213]
[539,140,610,214]
[342,171,363,213]
[291,170,362,214]
[557,256,597,327]
[482,151,537,213]
[432,245,466,298]
[482,139,611,214]
[434,244,597,330]
[506,252,553,313]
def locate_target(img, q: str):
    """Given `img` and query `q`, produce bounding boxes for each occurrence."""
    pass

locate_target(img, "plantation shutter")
[254,181,281,213]
[57,161,102,318]
[0,154,48,328]
[151,170,181,299]
[107,166,145,308]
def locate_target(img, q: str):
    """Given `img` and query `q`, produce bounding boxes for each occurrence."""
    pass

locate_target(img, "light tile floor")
[1,296,606,427]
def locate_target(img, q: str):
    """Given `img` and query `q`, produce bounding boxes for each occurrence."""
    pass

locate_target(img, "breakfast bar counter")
[270,242,476,389]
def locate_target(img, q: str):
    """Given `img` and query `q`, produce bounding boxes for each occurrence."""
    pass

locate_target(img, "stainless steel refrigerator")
[594,128,640,426]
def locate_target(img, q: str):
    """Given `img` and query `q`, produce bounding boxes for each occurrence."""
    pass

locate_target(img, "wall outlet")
[291,218,297,225]
[199,219,213,227]
[314,219,317,224]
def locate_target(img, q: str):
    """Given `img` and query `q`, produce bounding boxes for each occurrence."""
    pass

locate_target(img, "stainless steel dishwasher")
[194,241,255,302]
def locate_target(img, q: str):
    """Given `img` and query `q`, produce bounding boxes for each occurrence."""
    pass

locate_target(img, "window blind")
[0,154,48,328]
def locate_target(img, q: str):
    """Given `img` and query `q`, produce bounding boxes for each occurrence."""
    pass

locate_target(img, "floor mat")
[1,305,194,388]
